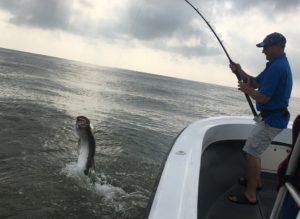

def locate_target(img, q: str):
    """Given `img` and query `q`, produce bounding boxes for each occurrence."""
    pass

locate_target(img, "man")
[228,32,293,204]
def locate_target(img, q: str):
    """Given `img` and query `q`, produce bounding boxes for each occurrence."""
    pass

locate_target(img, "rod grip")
[230,61,258,117]
[229,60,243,81]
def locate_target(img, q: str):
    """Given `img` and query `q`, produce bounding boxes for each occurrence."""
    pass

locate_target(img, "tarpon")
[75,116,96,178]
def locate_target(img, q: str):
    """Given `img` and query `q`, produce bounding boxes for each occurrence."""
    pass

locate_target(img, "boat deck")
[198,140,278,219]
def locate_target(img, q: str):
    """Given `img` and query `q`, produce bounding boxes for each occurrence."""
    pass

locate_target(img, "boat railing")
[285,182,300,207]
[269,133,300,219]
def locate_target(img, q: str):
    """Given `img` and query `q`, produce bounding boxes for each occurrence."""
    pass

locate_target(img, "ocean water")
[0,47,299,219]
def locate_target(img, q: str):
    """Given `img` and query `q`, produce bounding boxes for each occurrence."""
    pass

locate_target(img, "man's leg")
[228,121,282,204]
[243,121,282,191]
[228,153,259,203]
[244,153,260,202]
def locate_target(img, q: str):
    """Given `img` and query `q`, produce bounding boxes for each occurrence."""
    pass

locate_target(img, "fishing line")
[184,0,258,118]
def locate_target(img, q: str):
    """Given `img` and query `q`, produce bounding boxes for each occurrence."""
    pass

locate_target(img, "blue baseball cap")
[256,32,286,48]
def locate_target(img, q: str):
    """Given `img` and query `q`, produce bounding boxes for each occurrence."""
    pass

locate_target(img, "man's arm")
[230,63,259,89]
[238,81,270,104]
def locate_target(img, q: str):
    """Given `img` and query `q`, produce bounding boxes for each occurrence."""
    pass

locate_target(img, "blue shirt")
[256,53,293,129]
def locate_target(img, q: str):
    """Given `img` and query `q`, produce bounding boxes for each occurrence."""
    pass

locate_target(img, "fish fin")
[88,169,96,184]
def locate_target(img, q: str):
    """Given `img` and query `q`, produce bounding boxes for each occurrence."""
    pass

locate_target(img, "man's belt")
[260,108,289,118]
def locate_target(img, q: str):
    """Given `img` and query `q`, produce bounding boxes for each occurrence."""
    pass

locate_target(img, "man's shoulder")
[269,56,290,73]
[274,54,290,66]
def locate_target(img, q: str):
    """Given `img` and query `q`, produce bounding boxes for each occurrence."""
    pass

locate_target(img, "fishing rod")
[184,0,258,118]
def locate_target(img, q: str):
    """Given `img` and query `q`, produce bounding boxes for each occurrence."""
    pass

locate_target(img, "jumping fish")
[75,116,96,178]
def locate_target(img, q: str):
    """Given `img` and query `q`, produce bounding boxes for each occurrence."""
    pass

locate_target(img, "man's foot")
[238,177,262,190]
[228,193,257,205]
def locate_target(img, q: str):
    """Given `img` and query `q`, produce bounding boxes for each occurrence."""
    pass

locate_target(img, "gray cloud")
[0,0,72,30]
[0,0,299,58]
[115,0,222,57]
[0,0,220,57]
[111,0,300,57]
[121,0,190,40]
[223,0,300,12]
[120,0,300,37]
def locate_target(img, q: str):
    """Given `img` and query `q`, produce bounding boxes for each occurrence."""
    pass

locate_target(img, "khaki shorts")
[243,121,283,158]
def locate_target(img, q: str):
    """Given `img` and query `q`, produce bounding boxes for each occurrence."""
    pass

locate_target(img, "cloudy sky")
[0,0,299,97]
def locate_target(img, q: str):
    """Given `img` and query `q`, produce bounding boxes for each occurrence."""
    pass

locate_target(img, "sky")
[0,0,299,97]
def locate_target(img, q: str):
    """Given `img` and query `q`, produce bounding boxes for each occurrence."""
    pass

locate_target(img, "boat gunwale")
[145,116,292,219]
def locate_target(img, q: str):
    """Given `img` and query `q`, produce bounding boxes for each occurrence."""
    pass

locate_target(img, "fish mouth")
[76,116,90,128]
[77,120,88,128]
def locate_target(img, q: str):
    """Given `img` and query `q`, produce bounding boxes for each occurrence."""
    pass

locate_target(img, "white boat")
[145,116,300,219]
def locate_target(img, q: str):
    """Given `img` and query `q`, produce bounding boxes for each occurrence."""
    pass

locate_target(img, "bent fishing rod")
[184,0,258,118]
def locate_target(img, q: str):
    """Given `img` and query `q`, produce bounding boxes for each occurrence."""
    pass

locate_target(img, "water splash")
[60,162,148,217]
[62,163,124,191]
